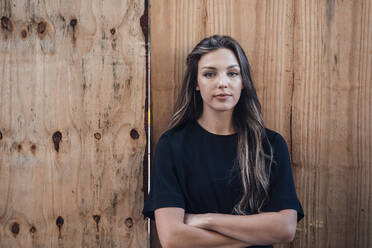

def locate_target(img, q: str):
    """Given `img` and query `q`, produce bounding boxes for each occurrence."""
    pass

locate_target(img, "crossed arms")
[154,207,297,248]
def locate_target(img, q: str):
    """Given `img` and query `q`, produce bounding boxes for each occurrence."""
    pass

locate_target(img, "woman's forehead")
[198,48,239,69]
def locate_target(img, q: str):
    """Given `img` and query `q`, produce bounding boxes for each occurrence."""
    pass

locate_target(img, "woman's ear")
[196,85,200,91]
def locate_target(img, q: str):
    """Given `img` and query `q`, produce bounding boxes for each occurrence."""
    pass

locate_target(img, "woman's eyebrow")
[201,66,217,70]
[227,64,239,69]
[201,64,239,70]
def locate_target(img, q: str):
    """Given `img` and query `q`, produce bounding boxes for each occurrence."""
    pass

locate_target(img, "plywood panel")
[0,0,147,247]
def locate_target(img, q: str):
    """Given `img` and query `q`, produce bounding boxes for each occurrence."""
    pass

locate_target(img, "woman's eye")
[228,72,239,77]
[203,72,215,78]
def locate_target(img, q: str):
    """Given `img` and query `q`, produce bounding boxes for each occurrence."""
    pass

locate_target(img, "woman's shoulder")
[263,128,292,170]
[157,120,195,145]
[263,127,289,151]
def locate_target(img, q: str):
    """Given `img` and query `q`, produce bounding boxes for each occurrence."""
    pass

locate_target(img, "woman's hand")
[184,213,211,229]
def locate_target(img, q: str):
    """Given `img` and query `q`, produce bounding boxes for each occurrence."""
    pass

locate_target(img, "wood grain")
[0,0,147,247]
[292,0,372,247]
[150,0,371,247]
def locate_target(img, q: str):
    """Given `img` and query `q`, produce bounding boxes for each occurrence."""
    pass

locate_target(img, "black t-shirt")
[143,119,304,248]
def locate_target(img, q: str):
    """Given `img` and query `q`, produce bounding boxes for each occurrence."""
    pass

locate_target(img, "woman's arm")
[185,209,298,246]
[155,207,253,248]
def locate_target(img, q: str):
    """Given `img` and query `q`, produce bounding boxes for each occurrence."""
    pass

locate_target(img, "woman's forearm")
[161,223,252,248]
[196,210,296,246]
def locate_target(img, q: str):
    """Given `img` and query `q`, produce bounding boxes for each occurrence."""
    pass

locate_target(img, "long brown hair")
[169,35,274,214]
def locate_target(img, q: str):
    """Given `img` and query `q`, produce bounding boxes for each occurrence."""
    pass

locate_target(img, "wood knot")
[21,29,27,38]
[94,132,101,140]
[0,131,2,140]
[93,215,101,232]
[56,216,64,240]
[70,19,77,29]
[110,28,116,35]
[17,144,22,152]
[125,217,133,228]
[30,226,36,234]
[52,131,62,152]
[56,216,64,228]
[93,215,101,224]
[37,21,46,34]
[130,129,139,139]
[11,222,20,235]
[30,144,37,155]
[1,16,13,32]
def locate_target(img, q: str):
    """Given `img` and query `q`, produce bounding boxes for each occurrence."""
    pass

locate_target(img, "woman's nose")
[217,75,229,88]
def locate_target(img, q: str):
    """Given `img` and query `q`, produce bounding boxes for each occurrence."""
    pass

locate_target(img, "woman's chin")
[210,105,236,113]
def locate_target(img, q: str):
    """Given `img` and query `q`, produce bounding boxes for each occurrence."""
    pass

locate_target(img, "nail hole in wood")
[1,16,13,32]
[125,217,133,228]
[56,216,64,228]
[30,226,36,233]
[21,29,27,38]
[56,216,64,240]
[130,129,139,139]
[11,222,20,235]
[70,19,77,29]
[37,21,46,34]
[94,132,101,140]
[30,144,37,155]
[93,215,100,224]
[52,131,62,152]
[93,215,101,232]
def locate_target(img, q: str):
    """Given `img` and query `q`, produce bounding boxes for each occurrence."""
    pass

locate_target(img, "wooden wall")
[150,0,371,247]
[0,0,147,247]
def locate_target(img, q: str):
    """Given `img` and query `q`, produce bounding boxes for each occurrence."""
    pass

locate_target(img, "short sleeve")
[262,133,304,223]
[142,134,185,220]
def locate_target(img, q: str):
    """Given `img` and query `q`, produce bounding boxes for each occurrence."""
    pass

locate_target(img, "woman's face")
[196,48,243,116]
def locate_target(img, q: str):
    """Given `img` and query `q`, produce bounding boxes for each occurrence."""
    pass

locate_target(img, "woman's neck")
[197,111,235,135]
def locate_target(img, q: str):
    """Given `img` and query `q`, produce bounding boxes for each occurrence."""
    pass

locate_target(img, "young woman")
[143,35,304,248]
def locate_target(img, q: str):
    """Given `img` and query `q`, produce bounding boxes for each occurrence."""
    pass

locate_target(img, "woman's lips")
[214,94,232,100]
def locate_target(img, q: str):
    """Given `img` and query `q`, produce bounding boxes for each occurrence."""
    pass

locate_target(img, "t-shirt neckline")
[193,119,238,138]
